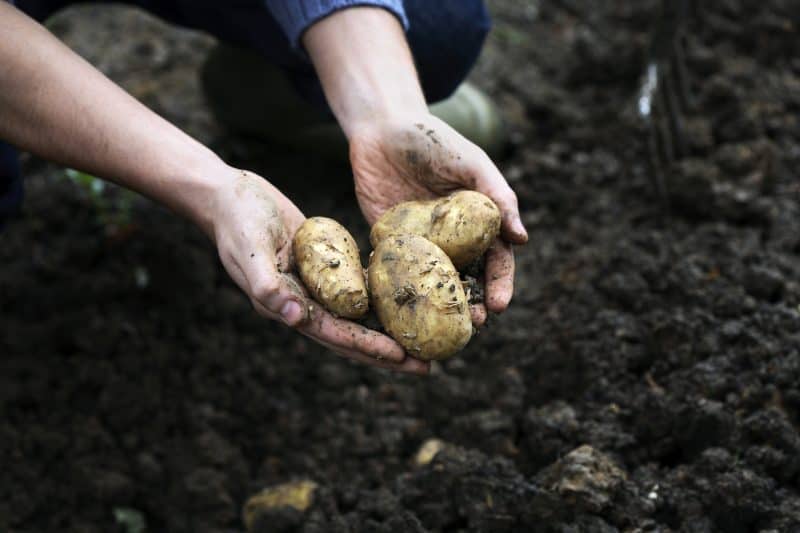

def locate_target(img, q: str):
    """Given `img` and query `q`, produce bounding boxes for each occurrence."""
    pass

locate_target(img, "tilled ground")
[1,1,799,532]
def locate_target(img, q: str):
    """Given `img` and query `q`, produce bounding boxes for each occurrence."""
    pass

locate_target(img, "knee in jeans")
[405,0,491,102]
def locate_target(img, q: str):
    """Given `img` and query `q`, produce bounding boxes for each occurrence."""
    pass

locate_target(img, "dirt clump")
[1,0,799,531]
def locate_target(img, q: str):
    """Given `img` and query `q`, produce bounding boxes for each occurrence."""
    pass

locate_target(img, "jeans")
[0,0,490,225]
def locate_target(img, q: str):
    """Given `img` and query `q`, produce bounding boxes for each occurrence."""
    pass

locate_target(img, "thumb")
[244,250,309,327]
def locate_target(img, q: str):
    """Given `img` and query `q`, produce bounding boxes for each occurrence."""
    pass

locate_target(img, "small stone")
[537,445,626,513]
[242,480,318,531]
[414,438,447,466]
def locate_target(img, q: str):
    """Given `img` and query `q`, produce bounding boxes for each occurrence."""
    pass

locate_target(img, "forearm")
[0,3,226,234]
[302,7,426,139]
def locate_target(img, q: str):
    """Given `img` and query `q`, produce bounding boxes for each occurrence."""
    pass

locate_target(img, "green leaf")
[113,507,147,533]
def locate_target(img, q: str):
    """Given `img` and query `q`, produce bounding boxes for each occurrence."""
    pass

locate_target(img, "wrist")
[303,6,427,140]
[155,146,233,240]
[342,101,429,143]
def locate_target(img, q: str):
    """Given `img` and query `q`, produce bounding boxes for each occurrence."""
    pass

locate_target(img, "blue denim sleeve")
[264,0,409,49]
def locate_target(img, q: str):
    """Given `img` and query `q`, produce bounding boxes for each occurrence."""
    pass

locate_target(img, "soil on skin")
[2,1,800,532]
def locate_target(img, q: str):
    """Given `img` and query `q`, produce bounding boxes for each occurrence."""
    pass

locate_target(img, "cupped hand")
[210,169,429,375]
[349,114,528,324]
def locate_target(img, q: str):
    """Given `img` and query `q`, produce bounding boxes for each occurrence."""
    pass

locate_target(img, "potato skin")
[293,217,369,319]
[368,234,472,360]
[370,191,501,268]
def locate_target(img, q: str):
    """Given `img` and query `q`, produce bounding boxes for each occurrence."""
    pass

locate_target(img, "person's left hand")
[348,113,528,325]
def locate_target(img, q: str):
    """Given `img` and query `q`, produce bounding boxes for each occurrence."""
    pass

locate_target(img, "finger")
[313,337,430,375]
[473,157,528,244]
[299,304,406,363]
[470,303,487,328]
[252,274,408,365]
[244,248,309,327]
[484,238,515,313]
[250,299,426,373]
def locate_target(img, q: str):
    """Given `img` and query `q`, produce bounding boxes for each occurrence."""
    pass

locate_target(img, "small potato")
[293,217,369,319]
[370,191,501,268]
[369,234,472,360]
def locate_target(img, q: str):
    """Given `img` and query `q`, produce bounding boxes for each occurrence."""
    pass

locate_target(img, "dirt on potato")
[1,1,800,532]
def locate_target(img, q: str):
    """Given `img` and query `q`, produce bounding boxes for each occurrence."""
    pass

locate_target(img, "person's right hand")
[210,169,429,375]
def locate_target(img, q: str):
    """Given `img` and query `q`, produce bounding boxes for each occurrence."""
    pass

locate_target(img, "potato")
[293,217,369,319]
[370,191,501,268]
[368,234,472,360]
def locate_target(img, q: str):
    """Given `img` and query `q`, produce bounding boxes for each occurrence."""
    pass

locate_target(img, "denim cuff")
[264,0,409,50]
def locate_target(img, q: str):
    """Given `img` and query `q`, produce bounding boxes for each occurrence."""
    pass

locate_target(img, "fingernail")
[280,300,304,326]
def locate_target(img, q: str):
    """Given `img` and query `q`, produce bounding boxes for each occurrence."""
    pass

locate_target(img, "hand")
[349,114,528,323]
[302,8,527,325]
[0,4,428,374]
[210,169,429,375]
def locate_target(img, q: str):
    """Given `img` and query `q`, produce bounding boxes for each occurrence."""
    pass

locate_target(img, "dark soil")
[2,1,800,532]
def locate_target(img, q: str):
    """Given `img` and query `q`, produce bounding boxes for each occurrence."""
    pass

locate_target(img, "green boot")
[201,44,506,161]
[428,81,507,159]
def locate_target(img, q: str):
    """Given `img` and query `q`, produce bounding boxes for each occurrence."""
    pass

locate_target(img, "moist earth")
[1,1,800,532]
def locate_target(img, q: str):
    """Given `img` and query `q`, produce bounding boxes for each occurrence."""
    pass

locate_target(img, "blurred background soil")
[1,0,799,531]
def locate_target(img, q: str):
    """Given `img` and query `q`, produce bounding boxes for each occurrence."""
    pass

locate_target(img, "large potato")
[369,234,472,360]
[293,217,369,319]
[370,191,501,268]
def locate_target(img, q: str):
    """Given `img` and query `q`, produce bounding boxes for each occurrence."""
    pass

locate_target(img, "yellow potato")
[293,217,369,319]
[368,234,472,360]
[242,480,318,531]
[370,190,501,268]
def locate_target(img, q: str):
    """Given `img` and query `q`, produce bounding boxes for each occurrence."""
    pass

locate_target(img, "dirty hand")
[0,4,426,374]
[349,114,528,323]
[210,169,429,375]
[303,8,527,325]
